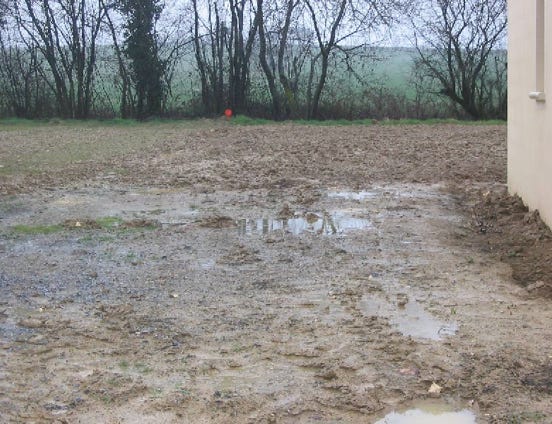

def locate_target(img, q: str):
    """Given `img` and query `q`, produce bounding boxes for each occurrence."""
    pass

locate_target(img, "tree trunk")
[257,0,280,118]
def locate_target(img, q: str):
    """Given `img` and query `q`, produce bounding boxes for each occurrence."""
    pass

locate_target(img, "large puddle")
[237,212,371,236]
[360,295,457,341]
[375,399,476,423]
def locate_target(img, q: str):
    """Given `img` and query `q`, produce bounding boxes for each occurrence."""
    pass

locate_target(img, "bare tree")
[256,0,280,118]
[0,16,54,117]
[228,0,258,112]
[410,0,507,120]
[0,0,491,121]
[304,0,347,119]
[191,0,258,115]
[102,0,134,118]
[157,13,193,113]
[304,0,401,119]
[275,0,306,118]
[192,0,228,114]
[257,0,310,119]
[13,0,107,118]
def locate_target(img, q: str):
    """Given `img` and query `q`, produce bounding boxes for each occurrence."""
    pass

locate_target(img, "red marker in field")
[224,108,233,119]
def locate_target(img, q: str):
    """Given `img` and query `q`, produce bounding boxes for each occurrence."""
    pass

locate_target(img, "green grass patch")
[150,387,163,397]
[0,117,94,128]
[95,216,124,229]
[97,235,116,242]
[230,116,506,126]
[134,362,153,374]
[87,117,143,127]
[0,116,505,130]
[0,117,206,131]
[78,234,94,243]
[9,216,158,237]
[78,117,189,127]
[177,385,191,396]
[292,118,373,126]
[0,118,46,128]
[11,224,63,235]
[100,395,113,404]
[378,118,506,126]
[229,115,274,125]
[0,117,159,128]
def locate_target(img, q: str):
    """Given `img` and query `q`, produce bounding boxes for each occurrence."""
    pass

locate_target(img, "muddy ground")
[0,121,551,423]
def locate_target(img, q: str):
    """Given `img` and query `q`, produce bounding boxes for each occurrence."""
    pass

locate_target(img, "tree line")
[0,0,507,121]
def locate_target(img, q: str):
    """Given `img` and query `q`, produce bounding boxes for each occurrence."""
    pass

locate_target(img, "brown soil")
[469,188,552,297]
[0,122,551,423]
[0,123,505,194]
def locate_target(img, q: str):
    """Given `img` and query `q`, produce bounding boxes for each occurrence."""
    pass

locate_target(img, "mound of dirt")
[121,219,160,229]
[198,215,237,229]
[471,186,552,297]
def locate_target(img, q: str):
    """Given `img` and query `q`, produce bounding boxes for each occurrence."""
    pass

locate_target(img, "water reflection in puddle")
[328,187,443,202]
[328,191,378,201]
[360,296,457,341]
[200,259,216,270]
[237,212,371,236]
[375,400,476,424]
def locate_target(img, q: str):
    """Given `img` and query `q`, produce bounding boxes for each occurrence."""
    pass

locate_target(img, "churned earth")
[0,121,551,423]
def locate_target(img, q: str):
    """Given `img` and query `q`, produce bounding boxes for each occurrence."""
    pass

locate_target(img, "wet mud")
[0,123,551,423]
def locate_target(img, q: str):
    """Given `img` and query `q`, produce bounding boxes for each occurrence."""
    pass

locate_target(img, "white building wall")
[508,0,552,226]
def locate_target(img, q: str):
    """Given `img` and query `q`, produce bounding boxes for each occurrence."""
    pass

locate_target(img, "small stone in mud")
[428,382,443,396]
[63,219,101,229]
